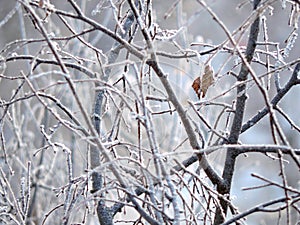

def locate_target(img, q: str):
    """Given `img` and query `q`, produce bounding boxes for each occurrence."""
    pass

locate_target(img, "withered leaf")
[192,77,201,98]
[192,64,214,98]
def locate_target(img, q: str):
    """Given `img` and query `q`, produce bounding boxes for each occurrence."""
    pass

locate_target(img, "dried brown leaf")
[192,64,214,98]
[192,77,201,98]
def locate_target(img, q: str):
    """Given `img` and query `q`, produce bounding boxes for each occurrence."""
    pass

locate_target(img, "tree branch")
[208,0,262,223]
[222,194,300,225]
[127,0,224,189]
[3,55,96,78]
[241,62,300,133]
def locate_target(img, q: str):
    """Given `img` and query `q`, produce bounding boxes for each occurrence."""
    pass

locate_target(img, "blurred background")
[0,0,299,224]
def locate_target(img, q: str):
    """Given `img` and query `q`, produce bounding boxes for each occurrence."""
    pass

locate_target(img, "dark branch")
[3,55,96,78]
[241,63,300,133]
[222,194,300,225]
[215,1,262,224]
